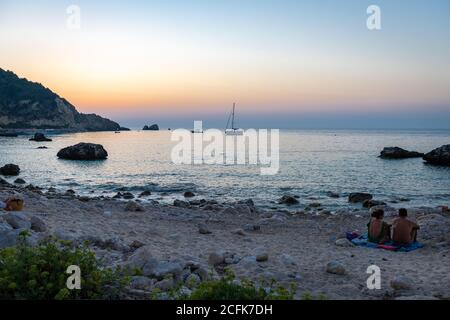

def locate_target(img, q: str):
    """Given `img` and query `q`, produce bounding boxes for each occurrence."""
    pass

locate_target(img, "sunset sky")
[1,0,449,128]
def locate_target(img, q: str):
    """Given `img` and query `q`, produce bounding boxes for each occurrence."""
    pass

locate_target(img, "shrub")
[0,232,128,299]
[187,269,295,300]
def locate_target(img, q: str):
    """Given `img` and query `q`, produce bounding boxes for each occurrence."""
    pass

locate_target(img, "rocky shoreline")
[1,177,450,300]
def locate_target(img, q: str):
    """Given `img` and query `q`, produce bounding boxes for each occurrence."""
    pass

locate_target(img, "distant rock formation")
[57,143,108,160]
[423,145,450,166]
[0,68,121,131]
[143,124,159,131]
[379,147,424,159]
[348,193,372,203]
[29,133,52,142]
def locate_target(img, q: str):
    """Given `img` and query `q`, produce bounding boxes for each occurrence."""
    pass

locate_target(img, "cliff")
[0,68,121,131]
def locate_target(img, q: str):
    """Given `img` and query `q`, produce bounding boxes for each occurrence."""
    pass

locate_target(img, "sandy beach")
[2,179,449,300]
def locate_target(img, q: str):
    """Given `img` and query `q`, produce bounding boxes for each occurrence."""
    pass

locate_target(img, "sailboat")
[225,102,244,136]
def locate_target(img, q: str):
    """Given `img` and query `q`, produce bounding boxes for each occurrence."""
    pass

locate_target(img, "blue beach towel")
[347,233,424,252]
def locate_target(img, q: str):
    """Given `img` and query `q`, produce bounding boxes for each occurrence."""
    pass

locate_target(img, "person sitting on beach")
[367,209,391,244]
[392,208,420,245]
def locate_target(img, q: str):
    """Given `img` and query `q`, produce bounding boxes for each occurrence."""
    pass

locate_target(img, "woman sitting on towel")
[368,209,391,244]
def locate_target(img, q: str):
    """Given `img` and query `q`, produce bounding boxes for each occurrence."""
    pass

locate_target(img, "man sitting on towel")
[392,208,420,245]
[368,209,391,244]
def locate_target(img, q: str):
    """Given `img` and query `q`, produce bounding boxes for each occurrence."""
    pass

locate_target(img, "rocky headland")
[0,68,121,132]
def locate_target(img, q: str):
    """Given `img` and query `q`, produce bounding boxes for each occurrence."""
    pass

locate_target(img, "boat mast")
[231,102,235,130]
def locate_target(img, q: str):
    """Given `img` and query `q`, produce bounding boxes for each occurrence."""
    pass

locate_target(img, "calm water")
[1,130,450,211]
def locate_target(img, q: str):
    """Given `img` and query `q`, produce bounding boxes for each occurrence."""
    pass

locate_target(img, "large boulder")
[379,147,423,159]
[423,145,450,166]
[348,192,373,203]
[143,124,159,131]
[30,216,47,232]
[29,133,52,142]
[124,246,184,279]
[57,143,108,160]
[0,224,19,248]
[4,212,31,229]
[0,163,20,176]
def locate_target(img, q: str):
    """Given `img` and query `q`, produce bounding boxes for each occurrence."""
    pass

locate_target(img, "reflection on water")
[1,129,450,210]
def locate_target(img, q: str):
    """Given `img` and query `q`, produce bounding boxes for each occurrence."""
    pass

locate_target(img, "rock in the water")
[390,276,413,290]
[138,190,152,198]
[0,164,20,176]
[4,212,31,229]
[327,191,340,198]
[363,199,387,208]
[184,191,195,198]
[14,178,26,184]
[112,192,123,199]
[143,124,159,131]
[30,216,47,232]
[348,193,373,203]
[57,143,108,160]
[335,238,355,247]
[29,133,52,142]
[198,223,212,234]
[379,147,424,159]
[423,144,450,166]
[122,192,134,199]
[174,199,190,208]
[326,261,346,275]
[308,202,322,208]
[125,201,145,212]
[278,195,299,205]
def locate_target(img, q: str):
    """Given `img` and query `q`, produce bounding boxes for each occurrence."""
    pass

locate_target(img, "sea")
[1,129,450,211]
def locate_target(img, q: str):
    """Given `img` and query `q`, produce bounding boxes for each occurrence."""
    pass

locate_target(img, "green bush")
[187,269,295,300]
[0,232,128,299]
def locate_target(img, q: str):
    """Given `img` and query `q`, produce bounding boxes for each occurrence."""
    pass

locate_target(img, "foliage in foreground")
[164,269,296,300]
[0,232,128,300]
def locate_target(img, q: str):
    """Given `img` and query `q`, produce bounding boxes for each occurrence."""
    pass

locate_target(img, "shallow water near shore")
[1,129,450,211]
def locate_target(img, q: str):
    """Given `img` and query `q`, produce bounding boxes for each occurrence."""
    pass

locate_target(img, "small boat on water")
[225,102,244,136]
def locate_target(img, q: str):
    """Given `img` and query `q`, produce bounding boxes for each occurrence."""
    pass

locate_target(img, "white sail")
[225,102,244,135]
